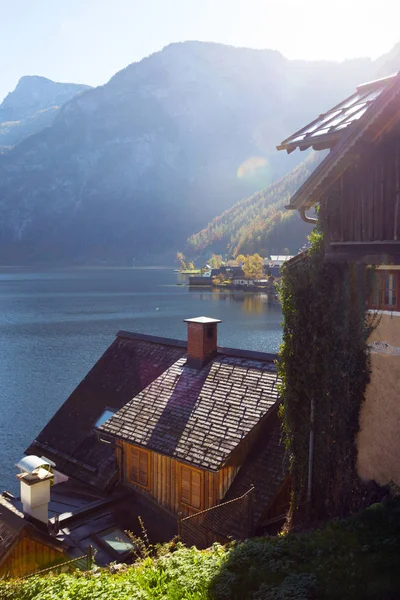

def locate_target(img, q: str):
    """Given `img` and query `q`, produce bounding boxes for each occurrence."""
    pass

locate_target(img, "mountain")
[0,42,378,265]
[0,76,90,151]
[188,151,323,258]
[374,42,400,78]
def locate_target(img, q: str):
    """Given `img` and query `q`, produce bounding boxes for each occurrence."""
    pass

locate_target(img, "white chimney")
[16,456,54,524]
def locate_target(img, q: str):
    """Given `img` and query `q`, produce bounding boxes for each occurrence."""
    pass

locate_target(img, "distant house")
[5,316,289,562]
[263,256,293,277]
[278,72,400,490]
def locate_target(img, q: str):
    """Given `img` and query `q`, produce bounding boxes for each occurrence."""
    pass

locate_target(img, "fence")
[22,545,93,579]
[178,487,254,549]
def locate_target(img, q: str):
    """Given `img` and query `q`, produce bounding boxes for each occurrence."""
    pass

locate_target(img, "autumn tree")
[176,252,186,270]
[188,262,195,270]
[208,254,223,269]
[236,253,264,280]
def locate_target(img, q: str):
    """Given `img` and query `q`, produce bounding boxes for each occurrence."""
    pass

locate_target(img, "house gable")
[99,354,279,470]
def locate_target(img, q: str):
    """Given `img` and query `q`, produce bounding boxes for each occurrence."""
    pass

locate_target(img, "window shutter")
[191,470,202,509]
[180,465,203,509]
[131,448,140,483]
[130,447,149,488]
[139,452,148,487]
[181,467,191,504]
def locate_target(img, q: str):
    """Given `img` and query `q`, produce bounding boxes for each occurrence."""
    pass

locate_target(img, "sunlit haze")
[0,0,399,101]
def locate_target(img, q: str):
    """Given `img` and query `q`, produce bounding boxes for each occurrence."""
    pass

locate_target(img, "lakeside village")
[176,252,293,296]
[2,73,400,598]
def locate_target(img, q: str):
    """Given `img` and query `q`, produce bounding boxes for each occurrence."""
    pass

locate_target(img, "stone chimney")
[184,316,221,368]
[16,456,54,525]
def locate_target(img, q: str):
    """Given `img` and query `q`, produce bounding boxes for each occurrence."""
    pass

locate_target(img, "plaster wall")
[357,313,400,486]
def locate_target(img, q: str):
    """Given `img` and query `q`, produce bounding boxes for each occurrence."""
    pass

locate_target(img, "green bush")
[2,502,400,600]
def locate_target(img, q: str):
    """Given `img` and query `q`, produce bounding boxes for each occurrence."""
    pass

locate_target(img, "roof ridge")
[117,330,278,363]
[116,330,187,348]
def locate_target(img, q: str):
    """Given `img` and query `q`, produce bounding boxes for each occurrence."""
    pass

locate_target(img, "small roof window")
[95,409,115,428]
[98,527,135,555]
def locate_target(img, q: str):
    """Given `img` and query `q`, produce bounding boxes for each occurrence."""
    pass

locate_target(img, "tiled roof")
[277,74,398,154]
[222,409,289,535]
[100,354,279,471]
[27,333,187,490]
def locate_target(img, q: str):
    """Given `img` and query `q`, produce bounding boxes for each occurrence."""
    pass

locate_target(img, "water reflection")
[188,287,281,315]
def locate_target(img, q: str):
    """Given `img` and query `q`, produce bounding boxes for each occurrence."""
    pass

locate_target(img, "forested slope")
[188,151,323,258]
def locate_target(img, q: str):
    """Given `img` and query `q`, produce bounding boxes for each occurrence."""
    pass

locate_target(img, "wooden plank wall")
[322,132,400,246]
[0,535,64,578]
[120,440,240,517]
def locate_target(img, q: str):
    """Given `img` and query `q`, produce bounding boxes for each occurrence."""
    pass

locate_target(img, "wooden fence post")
[87,544,93,570]
[248,485,255,537]
[177,511,183,540]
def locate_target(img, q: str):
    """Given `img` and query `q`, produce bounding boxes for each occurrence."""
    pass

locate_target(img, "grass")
[1,501,400,599]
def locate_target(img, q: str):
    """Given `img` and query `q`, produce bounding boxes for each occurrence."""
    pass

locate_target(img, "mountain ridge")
[0,41,389,264]
[0,76,90,151]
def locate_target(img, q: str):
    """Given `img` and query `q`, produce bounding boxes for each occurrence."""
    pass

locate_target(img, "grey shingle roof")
[222,409,289,535]
[100,354,279,471]
[27,333,187,490]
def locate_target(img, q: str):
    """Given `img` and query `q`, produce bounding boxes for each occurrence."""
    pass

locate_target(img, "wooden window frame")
[179,463,204,511]
[369,270,399,311]
[129,446,151,490]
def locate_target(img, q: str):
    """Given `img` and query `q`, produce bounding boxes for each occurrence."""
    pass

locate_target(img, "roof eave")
[284,73,400,212]
[277,132,342,154]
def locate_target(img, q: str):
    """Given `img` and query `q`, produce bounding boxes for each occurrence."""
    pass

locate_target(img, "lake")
[0,267,282,493]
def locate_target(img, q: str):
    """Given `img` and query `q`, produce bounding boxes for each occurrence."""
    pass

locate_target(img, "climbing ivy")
[278,227,377,523]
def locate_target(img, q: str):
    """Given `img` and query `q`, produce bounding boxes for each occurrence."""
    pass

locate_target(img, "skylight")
[95,409,115,428]
[98,527,135,554]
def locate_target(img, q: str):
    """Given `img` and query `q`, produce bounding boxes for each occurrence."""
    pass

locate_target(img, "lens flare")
[237,157,272,189]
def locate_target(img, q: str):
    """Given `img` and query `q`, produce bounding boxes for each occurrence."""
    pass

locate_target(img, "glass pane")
[95,409,115,428]
[99,528,135,554]
[384,274,397,306]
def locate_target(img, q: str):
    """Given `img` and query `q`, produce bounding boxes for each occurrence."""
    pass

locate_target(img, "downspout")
[307,397,315,505]
[299,207,317,225]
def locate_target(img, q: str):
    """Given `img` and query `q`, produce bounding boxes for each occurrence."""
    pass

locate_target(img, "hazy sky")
[1,0,399,102]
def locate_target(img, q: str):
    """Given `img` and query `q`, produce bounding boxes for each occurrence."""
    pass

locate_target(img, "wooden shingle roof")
[222,409,289,532]
[99,354,279,471]
[27,333,187,490]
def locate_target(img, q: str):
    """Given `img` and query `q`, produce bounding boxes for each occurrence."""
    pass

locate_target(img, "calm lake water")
[0,267,282,493]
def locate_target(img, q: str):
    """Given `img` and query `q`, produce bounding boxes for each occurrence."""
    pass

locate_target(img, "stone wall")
[357,313,400,486]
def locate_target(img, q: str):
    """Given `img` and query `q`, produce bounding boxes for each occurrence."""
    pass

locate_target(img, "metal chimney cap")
[16,455,53,474]
[184,316,222,324]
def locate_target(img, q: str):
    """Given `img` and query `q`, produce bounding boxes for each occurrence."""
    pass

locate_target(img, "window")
[370,271,398,310]
[98,527,135,555]
[180,465,203,510]
[95,409,116,428]
[130,447,150,488]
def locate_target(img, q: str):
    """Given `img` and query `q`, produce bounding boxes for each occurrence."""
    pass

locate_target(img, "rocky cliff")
[0,76,90,150]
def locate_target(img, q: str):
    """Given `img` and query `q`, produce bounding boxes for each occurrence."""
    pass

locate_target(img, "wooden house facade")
[100,318,285,530]
[22,316,288,552]
[0,496,65,578]
[278,71,400,490]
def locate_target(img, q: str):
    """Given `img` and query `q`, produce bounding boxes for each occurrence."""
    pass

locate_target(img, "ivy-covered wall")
[278,230,378,522]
